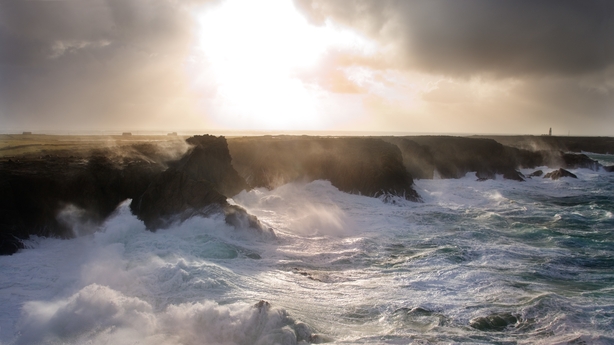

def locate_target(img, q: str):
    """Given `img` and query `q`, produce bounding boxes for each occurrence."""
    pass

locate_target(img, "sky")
[1,0,613,135]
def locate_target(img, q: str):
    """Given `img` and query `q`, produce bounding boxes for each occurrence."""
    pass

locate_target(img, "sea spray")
[1,164,614,344]
[16,285,320,345]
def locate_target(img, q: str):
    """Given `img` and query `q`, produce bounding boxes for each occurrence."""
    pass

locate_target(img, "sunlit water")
[1,159,613,344]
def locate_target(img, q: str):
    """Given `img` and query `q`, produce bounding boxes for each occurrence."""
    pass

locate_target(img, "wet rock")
[561,152,601,171]
[528,170,543,177]
[254,300,271,312]
[386,136,535,181]
[228,136,420,201]
[478,135,614,154]
[130,135,253,230]
[0,233,23,255]
[476,170,496,181]
[544,168,578,180]
[502,169,525,181]
[0,150,165,254]
[385,138,435,179]
[246,252,262,260]
[224,204,269,233]
[470,313,519,332]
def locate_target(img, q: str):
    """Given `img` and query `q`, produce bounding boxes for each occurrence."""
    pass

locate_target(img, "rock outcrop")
[0,135,269,255]
[2,133,612,256]
[385,136,534,181]
[544,168,578,180]
[130,135,266,233]
[470,313,520,332]
[560,152,601,170]
[527,170,543,178]
[385,136,605,181]
[479,135,614,154]
[0,148,167,255]
[228,136,421,201]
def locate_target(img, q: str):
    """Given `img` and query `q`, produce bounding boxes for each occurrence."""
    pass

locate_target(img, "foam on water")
[1,168,614,344]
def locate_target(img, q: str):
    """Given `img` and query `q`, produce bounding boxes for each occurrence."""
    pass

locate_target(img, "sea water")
[1,159,613,344]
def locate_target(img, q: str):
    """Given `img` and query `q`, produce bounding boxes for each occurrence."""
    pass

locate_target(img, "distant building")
[22,131,32,135]
[549,128,552,136]
[122,132,132,136]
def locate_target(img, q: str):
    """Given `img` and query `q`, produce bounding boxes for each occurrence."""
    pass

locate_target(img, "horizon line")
[0,129,597,137]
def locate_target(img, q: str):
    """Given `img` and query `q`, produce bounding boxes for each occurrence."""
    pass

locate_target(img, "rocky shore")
[227,136,420,201]
[1,134,611,255]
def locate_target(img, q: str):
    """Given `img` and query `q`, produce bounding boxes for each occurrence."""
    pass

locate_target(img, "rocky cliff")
[130,135,259,231]
[385,136,603,181]
[228,136,421,201]
[0,147,167,254]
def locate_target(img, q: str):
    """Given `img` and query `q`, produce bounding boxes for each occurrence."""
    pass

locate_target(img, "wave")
[2,172,614,343]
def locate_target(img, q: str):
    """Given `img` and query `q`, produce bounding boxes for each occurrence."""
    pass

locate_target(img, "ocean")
[1,155,613,344]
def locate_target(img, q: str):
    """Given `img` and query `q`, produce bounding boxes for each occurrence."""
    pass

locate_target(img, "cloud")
[292,0,614,135]
[422,81,473,104]
[0,0,214,131]
[295,0,614,78]
[2,0,613,134]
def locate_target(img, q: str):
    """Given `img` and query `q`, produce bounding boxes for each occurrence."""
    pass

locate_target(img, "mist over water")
[1,160,614,344]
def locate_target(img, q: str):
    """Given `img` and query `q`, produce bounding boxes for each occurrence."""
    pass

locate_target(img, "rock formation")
[479,135,614,154]
[544,168,578,180]
[2,133,612,256]
[0,148,167,255]
[385,136,604,181]
[385,136,533,181]
[227,136,421,201]
[527,170,543,178]
[130,135,263,231]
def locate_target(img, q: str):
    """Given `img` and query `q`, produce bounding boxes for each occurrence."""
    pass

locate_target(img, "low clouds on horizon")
[1,0,613,134]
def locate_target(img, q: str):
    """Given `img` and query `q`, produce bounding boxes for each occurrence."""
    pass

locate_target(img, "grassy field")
[0,134,189,158]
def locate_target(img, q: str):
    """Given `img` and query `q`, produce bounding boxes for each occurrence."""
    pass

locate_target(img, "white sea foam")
[1,169,613,344]
[15,284,315,345]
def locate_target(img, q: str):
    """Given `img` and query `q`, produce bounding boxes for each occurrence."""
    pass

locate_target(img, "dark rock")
[246,252,261,259]
[254,300,271,312]
[475,170,496,181]
[228,136,421,201]
[561,152,601,171]
[502,169,525,181]
[0,135,267,255]
[0,146,172,255]
[387,136,605,181]
[544,168,578,180]
[0,233,23,255]
[479,135,614,155]
[224,204,265,231]
[386,136,532,181]
[183,135,249,197]
[130,135,254,231]
[604,165,614,172]
[528,170,543,177]
[385,138,435,179]
[470,313,519,332]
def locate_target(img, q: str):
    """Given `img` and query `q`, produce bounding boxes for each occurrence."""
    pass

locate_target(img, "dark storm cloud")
[0,0,213,130]
[295,0,614,78]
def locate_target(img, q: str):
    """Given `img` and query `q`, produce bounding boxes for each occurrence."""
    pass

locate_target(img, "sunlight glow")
[195,0,373,130]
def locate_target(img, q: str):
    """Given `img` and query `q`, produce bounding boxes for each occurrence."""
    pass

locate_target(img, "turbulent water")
[1,157,614,344]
